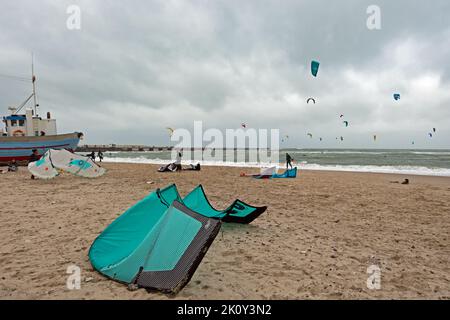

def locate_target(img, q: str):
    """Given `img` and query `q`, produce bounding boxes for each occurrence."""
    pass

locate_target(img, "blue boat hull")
[0,132,82,165]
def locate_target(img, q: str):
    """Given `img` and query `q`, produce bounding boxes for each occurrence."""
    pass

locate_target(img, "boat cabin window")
[18,119,25,126]
[11,120,17,126]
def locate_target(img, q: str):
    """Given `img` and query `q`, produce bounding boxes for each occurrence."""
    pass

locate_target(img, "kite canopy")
[28,149,105,179]
[182,185,267,224]
[393,93,401,100]
[311,60,320,77]
[271,167,297,179]
[307,133,313,138]
[166,127,174,137]
[89,185,221,294]
[242,167,297,180]
[343,121,349,127]
[307,97,316,104]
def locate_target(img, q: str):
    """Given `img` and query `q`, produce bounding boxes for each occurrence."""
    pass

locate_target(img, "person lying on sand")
[390,178,409,184]
[8,160,18,172]
[2,160,19,173]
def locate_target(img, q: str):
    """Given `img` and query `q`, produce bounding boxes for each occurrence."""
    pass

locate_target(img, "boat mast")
[31,53,38,115]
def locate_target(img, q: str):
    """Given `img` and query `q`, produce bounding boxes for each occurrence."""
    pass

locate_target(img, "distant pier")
[76,144,174,152]
[76,144,271,152]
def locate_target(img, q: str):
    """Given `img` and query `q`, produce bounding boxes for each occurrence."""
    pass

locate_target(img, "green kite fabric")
[272,167,297,178]
[89,187,221,294]
[158,184,267,224]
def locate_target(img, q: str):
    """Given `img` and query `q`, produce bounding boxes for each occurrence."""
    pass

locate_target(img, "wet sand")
[0,163,449,299]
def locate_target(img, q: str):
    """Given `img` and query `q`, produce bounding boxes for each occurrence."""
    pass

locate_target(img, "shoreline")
[99,158,450,177]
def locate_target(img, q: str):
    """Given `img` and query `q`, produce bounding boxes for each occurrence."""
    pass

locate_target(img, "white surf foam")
[102,156,450,176]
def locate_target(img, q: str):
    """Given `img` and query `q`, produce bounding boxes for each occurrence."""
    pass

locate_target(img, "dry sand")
[0,163,449,299]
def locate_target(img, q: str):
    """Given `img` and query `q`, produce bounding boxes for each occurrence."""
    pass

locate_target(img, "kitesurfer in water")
[29,149,39,179]
[286,153,294,170]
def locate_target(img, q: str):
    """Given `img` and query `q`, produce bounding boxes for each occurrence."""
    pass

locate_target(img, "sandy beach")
[0,163,449,299]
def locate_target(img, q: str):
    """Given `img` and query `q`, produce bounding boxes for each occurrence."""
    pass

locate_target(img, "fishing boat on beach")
[0,57,83,165]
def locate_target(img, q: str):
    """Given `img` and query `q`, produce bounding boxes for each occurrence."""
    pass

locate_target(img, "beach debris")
[393,93,401,100]
[85,277,94,283]
[146,180,154,184]
[307,97,316,104]
[311,60,320,77]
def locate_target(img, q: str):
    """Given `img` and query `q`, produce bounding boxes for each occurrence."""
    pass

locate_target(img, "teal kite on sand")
[243,167,298,179]
[89,184,267,294]
[157,184,267,223]
[311,60,320,77]
[255,167,297,179]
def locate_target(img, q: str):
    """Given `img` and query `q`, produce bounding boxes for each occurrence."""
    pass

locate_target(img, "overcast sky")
[1,0,449,148]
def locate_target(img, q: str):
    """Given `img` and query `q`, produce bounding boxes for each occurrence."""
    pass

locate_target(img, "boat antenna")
[31,53,38,115]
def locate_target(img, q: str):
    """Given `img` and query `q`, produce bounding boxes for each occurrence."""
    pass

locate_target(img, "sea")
[95,149,450,177]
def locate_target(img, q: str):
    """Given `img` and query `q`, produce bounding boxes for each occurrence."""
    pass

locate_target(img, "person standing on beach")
[97,151,104,162]
[88,151,96,162]
[29,149,39,179]
[175,151,182,171]
[286,153,294,169]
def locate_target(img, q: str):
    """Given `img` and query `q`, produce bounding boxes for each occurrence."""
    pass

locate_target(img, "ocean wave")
[299,164,450,176]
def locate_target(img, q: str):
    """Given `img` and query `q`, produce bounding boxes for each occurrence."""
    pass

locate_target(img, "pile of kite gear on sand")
[89,184,267,294]
[158,163,201,172]
[240,167,297,179]
[28,149,106,179]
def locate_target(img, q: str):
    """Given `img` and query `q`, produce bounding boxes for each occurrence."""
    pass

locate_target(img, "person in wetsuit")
[286,153,294,170]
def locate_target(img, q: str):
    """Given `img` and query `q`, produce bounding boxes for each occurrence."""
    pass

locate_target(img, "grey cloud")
[0,0,449,148]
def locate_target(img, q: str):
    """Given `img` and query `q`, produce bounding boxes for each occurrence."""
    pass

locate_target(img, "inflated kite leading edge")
[28,149,105,179]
